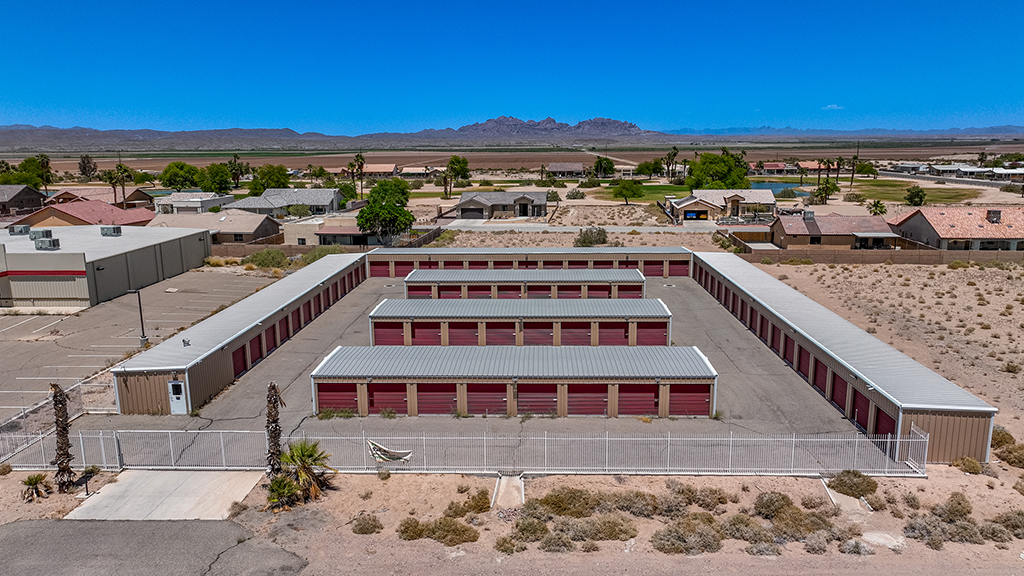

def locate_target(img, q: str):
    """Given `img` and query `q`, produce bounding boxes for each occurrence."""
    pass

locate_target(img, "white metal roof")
[404,269,646,284]
[0,225,206,263]
[115,254,363,372]
[369,298,671,319]
[312,346,717,380]
[693,252,995,413]
[368,247,691,256]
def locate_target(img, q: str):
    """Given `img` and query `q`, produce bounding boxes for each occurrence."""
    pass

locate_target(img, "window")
[298,238,307,245]
[233,234,244,242]
[809,236,821,245]
[501,205,508,211]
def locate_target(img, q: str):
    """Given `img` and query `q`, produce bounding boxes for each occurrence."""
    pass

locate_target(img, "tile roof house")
[455,191,548,219]
[11,200,155,227]
[771,213,900,249]
[546,162,585,178]
[0,185,46,215]
[147,209,281,244]
[154,191,236,214]
[668,189,776,221]
[362,164,398,178]
[888,206,1024,250]
[747,161,792,175]
[46,187,155,210]
[225,188,342,217]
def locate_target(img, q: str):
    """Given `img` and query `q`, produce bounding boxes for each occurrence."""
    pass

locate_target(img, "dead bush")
[519,498,554,522]
[610,490,659,517]
[838,539,875,555]
[980,522,1014,543]
[997,443,1024,468]
[829,523,862,542]
[951,456,983,475]
[427,517,480,546]
[947,520,984,544]
[538,486,601,518]
[1013,476,1024,497]
[352,514,383,535]
[932,492,972,523]
[580,540,600,552]
[817,504,842,518]
[772,505,828,543]
[397,517,427,540]
[494,536,526,555]
[744,542,781,556]
[721,513,772,544]
[0,463,12,476]
[512,517,550,542]
[583,513,637,541]
[902,493,921,510]
[656,492,690,518]
[466,488,491,513]
[992,510,1024,538]
[651,521,723,555]
[538,532,576,553]
[991,425,1016,449]
[694,487,728,510]
[827,470,877,498]
[753,491,793,519]
[804,530,829,554]
[863,493,887,511]
[904,514,947,549]
[801,495,826,509]
[443,501,468,518]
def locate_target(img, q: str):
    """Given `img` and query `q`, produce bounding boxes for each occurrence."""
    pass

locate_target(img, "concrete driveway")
[66,470,263,520]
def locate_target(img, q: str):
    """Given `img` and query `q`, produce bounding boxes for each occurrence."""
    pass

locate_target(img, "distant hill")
[662,125,1024,137]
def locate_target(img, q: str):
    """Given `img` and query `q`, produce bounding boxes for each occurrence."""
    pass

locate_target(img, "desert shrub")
[547,190,562,202]
[775,188,798,199]
[1014,476,1024,497]
[519,499,553,522]
[538,487,601,518]
[377,469,390,481]
[904,514,947,548]
[804,530,829,554]
[467,489,491,513]
[397,517,428,540]
[843,193,866,203]
[1000,183,1023,195]
[574,226,608,248]
[550,180,567,188]
[242,248,289,269]
[952,456,983,475]
[771,505,823,542]
[863,493,887,511]
[301,245,347,265]
[947,520,984,544]
[204,256,225,267]
[829,523,863,543]
[693,487,728,510]
[579,178,600,188]
[980,522,1014,543]
[580,540,600,552]
[801,495,826,509]
[0,462,12,476]
[827,470,877,498]
[753,492,793,519]
[566,189,586,199]
[902,493,921,510]
[408,179,424,190]
[838,539,875,555]
[720,513,772,544]
[611,490,659,517]
[998,444,1024,468]
[992,510,1024,538]
[656,492,690,518]
[1003,362,1022,374]
[512,517,550,542]
[760,257,773,265]
[539,532,576,553]
[453,180,471,188]
[352,514,384,534]
[745,542,781,556]
[494,535,524,554]
[456,484,470,494]
[554,513,637,541]
[947,260,969,270]
[443,501,468,518]
[817,504,842,518]
[427,517,480,546]
[651,521,722,555]
[932,492,972,523]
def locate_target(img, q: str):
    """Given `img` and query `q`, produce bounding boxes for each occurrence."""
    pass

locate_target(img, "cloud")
[822,104,845,110]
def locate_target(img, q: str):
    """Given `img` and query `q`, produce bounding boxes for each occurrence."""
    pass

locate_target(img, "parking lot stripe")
[31,316,68,334]
[90,344,134,347]
[189,300,225,303]
[0,318,35,333]
[0,390,50,393]
[44,365,105,368]
[68,354,114,357]
[160,312,202,315]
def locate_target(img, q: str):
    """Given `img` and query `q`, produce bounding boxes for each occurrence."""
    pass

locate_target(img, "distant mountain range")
[0,117,1021,152]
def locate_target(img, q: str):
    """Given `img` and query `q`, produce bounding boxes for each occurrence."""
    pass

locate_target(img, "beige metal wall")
[116,371,174,415]
[4,250,90,306]
[900,410,993,463]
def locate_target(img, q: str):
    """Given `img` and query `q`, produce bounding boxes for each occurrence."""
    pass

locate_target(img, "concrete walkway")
[66,470,262,520]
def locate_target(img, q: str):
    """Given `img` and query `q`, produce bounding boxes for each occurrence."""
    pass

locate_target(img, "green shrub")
[427,517,480,546]
[843,193,866,203]
[379,407,397,419]
[512,517,550,542]
[574,226,608,248]
[537,487,601,518]
[947,260,969,270]
[566,189,587,199]
[992,426,1016,448]
[301,245,347,265]
[288,204,311,217]
[753,492,793,519]
[538,532,576,552]
[453,180,471,188]
[760,257,773,265]
[467,489,491,513]
[352,514,383,534]
[494,536,526,554]
[775,188,797,199]
[828,470,877,498]
[443,500,469,518]
[547,190,562,202]
[408,179,424,190]
[397,517,427,540]
[952,456,983,475]
[478,179,494,187]
[82,465,102,477]
[579,178,600,189]
[242,249,289,269]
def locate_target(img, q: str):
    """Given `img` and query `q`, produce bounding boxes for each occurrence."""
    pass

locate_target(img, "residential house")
[154,192,236,214]
[0,185,45,216]
[992,168,1024,182]
[225,188,342,217]
[362,164,398,179]
[546,162,585,178]
[747,162,790,175]
[47,187,155,210]
[889,207,1024,250]
[770,213,900,249]
[955,167,993,179]
[892,163,929,174]
[400,166,444,179]
[11,200,154,227]
[927,164,969,177]
[668,189,777,221]
[615,165,636,179]
[147,209,280,244]
[455,191,548,219]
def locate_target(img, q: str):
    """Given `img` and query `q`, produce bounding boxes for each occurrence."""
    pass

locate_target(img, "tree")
[850,155,859,187]
[346,161,358,191]
[159,161,201,192]
[115,163,133,199]
[835,156,846,183]
[755,160,765,174]
[0,171,42,188]
[288,204,311,217]
[443,155,470,200]
[280,439,334,502]
[867,199,887,215]
[35,154,54,192]
[369,177,411,207]
[50,383,76,494]
[663,146,679,178]
[855,162,879,177]
[635,159,664,179]
[198,163,233,193]
[133,170,156,185]
[78,155,98,180]
[904,185,927,206]
[593,156,614,179]
[354,153,366,199]
[99,170,120,203]
[815,158,825,186]
[248,164,290,195]
[978,151,988,167]
[0,160,12,174]
[813,179,839,204]
[226,154,251,188]
[356,199,414,246]
[798,165,808,186]
[312,166,330,184]
[611,181,645,205]
[999,183,1023,197]
[683,148,751,190]
[338,181,357,201]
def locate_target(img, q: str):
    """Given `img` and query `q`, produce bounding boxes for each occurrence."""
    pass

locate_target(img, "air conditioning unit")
[8,225,30,236]
[100,225,122,237]
[34,238,60,251]
[29,229,52,240]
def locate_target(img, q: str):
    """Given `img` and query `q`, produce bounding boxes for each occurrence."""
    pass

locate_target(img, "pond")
[751,182,808,197]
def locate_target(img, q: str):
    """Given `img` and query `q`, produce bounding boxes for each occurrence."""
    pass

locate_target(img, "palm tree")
[823,158,834,182]
[850,155,859,187]
[867,200,887,216]
[263,475,300,512]
[22,474,53,502]
[346,161,357,191]
[50,383,76,493]
[755,160,765,175]
[816,158,825,186]
[354,153,366,199]
[266,382,285,477]
[306,164,315,185]
[798,166,808,186]
[281,439,335,502]
[115,163,133,205]
[100,170,120,204]
[835,157,845,186]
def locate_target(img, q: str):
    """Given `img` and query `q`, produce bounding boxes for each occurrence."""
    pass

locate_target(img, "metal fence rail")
[1,428,929,477]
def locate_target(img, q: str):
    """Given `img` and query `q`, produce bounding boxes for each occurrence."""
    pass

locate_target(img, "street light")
[126,289,147,347]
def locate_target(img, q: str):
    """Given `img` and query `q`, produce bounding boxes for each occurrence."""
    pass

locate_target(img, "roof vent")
[34,237,60,251]
[802,211,815,221]
[100,225,122,237]
[986,209,1001,224]
[29,229,52,240]
[8,225,30,236]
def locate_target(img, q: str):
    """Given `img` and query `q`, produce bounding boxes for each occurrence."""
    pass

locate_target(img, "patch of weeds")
[379,407,397,419]
[359,490,373,501]
[952,456,983,475]
[827,470,877,498]
[651,515,723,555]
[693,487,728,510]
[753,491,793,519]
[427,517,480,546]
[801,495,825,509]
[932,492,972,523]
[539,532,576,552]
[554,513,638,541]
[838,539,875,555]
[494,536,526,555]
[397,518,428,540]
[519,412,534,423]
[610,490,659,517]
[991,509,1024,538]
[863,493,887,511]
[980,522,1014,543]
[377,469,391,481]
[512,517,550,542]
[352,514,384,534]
[580,540,600,552]
[902,492,921,510]
[720,513,772,544]
[457,484,470,494]
[804,530,829,554]
[745,542,781,556]
[537,487,601,518]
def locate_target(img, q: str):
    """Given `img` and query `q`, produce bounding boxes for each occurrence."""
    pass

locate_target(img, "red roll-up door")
[783,336,795,364]
[831,375,848,412]
[668,261,689,277]
[368,383,406,415]
[771,325,781,353]
[411,322,442,345]
[567,260,589,269]
[813,361,827,394]
[560,322,591,345]
[618,285,643,299]
[232,347,246,378]
[373,321,405,346]
[618,384,658,415]
[523,322,553,346]
[248,335,263,365]
[517,261,537,269]
[557,285,582,299]
[303,301,312,325]
[441,260,465,270]
[748,309,757,332]
[370,262,390,277]
[407,285,432,299]
[417,383,457,414]
[732,294,739,316]
[322,288,331,308]
[467,285,492,299]
[485,322,516,345]
[722,287,730,306]
[438,285,462,299]
[332,282,338,301]
[492,260,513,269]
[291,309,302,333]
[619,260,638,269]
[394,261,415,277]
[527,285,551,299]
[468,260,489,270]
[875,409,897,436]
[669,384,710,416]
[542,260,563,270]
[587,285,611,299]
[567,384,607,415]
[592,260,613,269]
[797,348,810,378]
[265,325,278,353]
[418,260,438,270]
[852,390,870,430]
[636,322,668,346]
[447,322,479,346]
[598,321,629,346]
[467,384,506,415]
[759,316,768,341]
[313,295,322,317]
[740,300,748,324]
[516,384,557,415]
[497,285,522,299]
[317,382,357,411]
[278,317,290,343]
[643,261,664,277]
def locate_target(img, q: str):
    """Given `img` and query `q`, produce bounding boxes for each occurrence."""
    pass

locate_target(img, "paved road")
[444,220,722,233]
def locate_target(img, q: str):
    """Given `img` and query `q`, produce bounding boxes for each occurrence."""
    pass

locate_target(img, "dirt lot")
[429,230,725,251]
[549,204,670,227]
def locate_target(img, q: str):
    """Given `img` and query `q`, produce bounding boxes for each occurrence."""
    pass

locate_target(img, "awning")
[852,232,900,238]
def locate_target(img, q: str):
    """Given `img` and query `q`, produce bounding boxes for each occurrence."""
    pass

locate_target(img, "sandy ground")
[430,230,726,251]
[549,204,669,227]
[0,470,118,523]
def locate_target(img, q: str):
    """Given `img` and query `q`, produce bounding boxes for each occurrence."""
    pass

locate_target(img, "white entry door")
[168,380,188,415]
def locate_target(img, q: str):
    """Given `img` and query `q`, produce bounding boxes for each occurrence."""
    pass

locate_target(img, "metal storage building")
[368,298,672,346]
[112,254,366,415]
[403,269,646,299]
[366,247,692,278]
[0,225,210,308]
[691,252,996,463]
[311,346,717,418]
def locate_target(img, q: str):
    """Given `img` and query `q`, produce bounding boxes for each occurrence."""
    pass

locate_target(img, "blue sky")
[2,0,1021,134]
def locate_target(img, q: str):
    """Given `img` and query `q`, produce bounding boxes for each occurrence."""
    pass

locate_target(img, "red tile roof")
[775,214,894,236]
[891,207,1024,239]
[16,200,155,226]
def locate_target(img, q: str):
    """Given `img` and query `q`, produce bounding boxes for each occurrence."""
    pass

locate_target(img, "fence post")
[544,432,548,473]
[99,430,107,469]
[114,431,124,470]
[666,432,671,473]
[361,430,367,470]
[220,431,227,469]
[39,432,46,467]
[728,432,733,473]
[790,433,796,474]
[605,431,609,472]
[168,431,175,468]
[852,436,858,471]
[885,434,891,474]
[423,433,427,472]
[483,433,487,471]
[79,431,87,467]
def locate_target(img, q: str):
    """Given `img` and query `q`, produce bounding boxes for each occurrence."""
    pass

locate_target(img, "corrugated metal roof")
[369,298,671,319]
[693,252,995,413]
[312,346,716,380]
[0,225,206,262]
[368,247,691,256]
[115,254,364,372]
[404,269,646,284]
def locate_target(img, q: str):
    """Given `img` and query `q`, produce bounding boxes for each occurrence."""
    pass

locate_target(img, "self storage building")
[366,247,692,279]
[311,346,717,418]
[691,251,996,463]
[403,269,646,299]
[112,254,366,415]
[368,298,672,346]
